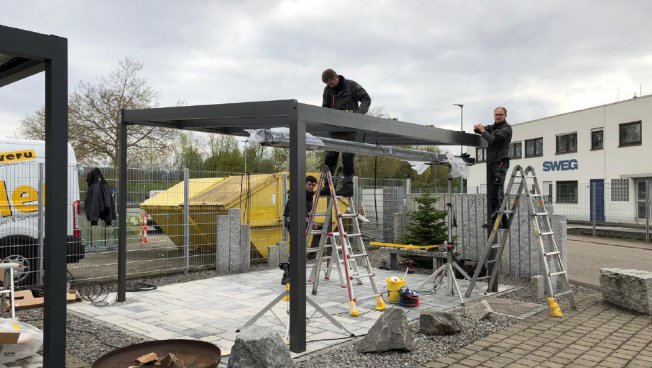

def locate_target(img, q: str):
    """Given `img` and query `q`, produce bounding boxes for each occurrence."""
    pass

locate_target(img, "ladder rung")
[339,213,358,218]
[545,251,560,256]
[491,245,502,249]
[345,233,362,238]
[540,231,554,236]
[313,212,328,216]
[533,212,550,216]
[347,253,368,259]
[500,210,514,214]
[529,194,541,197]
[476,276,491,281]
[350,272,374,279]
[554,290,574,297]
[525,175,537,179]
[549,271,567,277]
[310,230,324,235]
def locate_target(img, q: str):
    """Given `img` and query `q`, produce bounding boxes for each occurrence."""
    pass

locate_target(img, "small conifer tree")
[402,194,448,245]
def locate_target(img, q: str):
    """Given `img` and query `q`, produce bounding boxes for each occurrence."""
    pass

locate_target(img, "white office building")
[467,95,651,224]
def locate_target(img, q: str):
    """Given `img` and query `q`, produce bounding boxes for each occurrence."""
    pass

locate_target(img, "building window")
[619,121,642,147]
[476,148,486,163]
[611,179,629,202]
[525,138,543,158]
[556,133,577,154]
[508,142,522,159]
[556,181,578,203]
[591,129,603,150]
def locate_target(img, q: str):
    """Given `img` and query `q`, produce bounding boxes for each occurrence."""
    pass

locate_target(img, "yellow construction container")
[139,172,347,258]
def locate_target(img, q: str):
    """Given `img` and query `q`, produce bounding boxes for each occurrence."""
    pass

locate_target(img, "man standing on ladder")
[474,107,513,227]
[474,107,512,292]
[320,68,371,197]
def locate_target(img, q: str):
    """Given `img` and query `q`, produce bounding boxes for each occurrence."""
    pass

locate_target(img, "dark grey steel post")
[288,101,307,353]
[118,114,128,302]
[38,162,45,285]
[486,163,498,292]
[43,35,68,368]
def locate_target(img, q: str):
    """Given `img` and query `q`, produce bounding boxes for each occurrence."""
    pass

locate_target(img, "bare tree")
[18,58,178,168]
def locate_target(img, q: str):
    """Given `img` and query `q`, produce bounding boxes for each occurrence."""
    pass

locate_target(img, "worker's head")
[494,106,507,123]
[322,69,339,88]
[305,175,318,192]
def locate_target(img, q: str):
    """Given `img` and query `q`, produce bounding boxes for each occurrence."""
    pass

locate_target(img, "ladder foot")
[547,297,563,318]
[349,301,360,317]
[375,296,386,311]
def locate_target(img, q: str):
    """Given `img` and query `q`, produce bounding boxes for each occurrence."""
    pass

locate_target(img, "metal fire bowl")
[92,339,221,368]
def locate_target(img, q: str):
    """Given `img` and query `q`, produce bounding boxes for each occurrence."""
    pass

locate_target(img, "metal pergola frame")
[0,25,68,367]
[119,99,485,353]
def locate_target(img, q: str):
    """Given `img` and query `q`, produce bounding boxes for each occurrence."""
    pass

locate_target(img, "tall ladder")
[464,165,576,312]
[306,166,386,316]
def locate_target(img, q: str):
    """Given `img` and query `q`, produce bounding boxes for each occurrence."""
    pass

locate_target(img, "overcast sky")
[1,0,651,143]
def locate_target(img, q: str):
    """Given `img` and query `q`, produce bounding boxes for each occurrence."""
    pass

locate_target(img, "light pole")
[454,104,464,193]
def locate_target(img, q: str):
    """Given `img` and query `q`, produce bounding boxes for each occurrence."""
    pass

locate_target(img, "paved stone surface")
[420,293,652,367]
[69,267,514,357]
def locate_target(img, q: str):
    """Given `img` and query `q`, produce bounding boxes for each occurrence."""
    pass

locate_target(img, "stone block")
[530,275,544,300]
[600,268,652,315]
[267,246,279,268]
[228,209,242,273]
[419,311,462,335]
[277,241,288,264]
[228,326,296,368]
[240,225,251,273]
[464,300,494,321]
[356,308,414,353]
[216,214,230,274]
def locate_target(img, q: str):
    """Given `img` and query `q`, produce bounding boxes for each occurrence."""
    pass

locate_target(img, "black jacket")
[84,168,116,226]
[479,121,512,163]
[283,189,315,229]
[322,75,371,114]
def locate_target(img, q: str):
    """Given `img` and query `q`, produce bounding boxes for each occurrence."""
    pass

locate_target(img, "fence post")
[646,179,650,242]
[38,162,45,285]
[184,167,190,275]
[591,182,596,237]
[282,174,288,241]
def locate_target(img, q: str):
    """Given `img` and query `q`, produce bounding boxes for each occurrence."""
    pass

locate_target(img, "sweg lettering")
[543,159,579,172]
[0,150,36,164]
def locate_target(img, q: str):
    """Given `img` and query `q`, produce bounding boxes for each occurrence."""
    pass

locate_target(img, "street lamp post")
[454,104,464,193]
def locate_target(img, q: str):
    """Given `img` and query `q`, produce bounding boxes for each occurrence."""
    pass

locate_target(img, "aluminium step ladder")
[306,166,386,316]
[464,165,576,312]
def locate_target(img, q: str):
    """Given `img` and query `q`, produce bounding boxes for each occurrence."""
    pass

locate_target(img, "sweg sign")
[543,159,578,172]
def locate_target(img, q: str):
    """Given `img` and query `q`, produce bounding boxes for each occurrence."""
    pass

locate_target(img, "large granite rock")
[356,308,414,353]
[419,311,462,335]
[227,326,296,368]
[600,268,652,315]
[464,300,494,321]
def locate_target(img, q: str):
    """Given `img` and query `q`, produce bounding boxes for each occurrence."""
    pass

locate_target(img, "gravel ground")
[16,247,600,365]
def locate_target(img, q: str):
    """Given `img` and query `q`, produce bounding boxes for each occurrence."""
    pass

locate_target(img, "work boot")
[337,177,354,197]
[319,184,331,197]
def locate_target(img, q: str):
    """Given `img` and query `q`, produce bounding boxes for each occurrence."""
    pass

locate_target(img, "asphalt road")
[567,235,652,287]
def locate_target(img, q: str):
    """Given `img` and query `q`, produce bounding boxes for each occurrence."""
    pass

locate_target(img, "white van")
[0,138,84,285]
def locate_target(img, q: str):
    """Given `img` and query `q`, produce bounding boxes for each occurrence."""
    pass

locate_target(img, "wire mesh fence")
[5,161,649,284]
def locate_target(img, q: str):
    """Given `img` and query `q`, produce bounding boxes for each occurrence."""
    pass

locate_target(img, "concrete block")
[277,241,288,264]
[267,246,280,268]
[216,214,230,274]
[228,209,242,273]
[530,275,545,300]
[600,268,652,315]
[240,225,251,272]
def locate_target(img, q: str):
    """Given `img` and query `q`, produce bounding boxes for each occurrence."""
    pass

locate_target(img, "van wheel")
[2,254,31,284]
[0,237,39,287]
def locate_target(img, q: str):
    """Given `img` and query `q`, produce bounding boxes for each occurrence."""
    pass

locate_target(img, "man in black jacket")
[474,106,512,226]
[320,68,371,197]
[283,176,321,251]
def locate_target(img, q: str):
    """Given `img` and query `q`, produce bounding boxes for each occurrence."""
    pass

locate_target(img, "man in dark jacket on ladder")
[320,68,371,197]
[474,106,512,227]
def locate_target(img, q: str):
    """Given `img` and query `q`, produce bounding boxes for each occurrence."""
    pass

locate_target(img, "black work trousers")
[488,159,510,221]
[324,132,356,177]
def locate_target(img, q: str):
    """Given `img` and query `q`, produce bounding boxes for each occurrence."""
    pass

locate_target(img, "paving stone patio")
[69,267,514,357]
